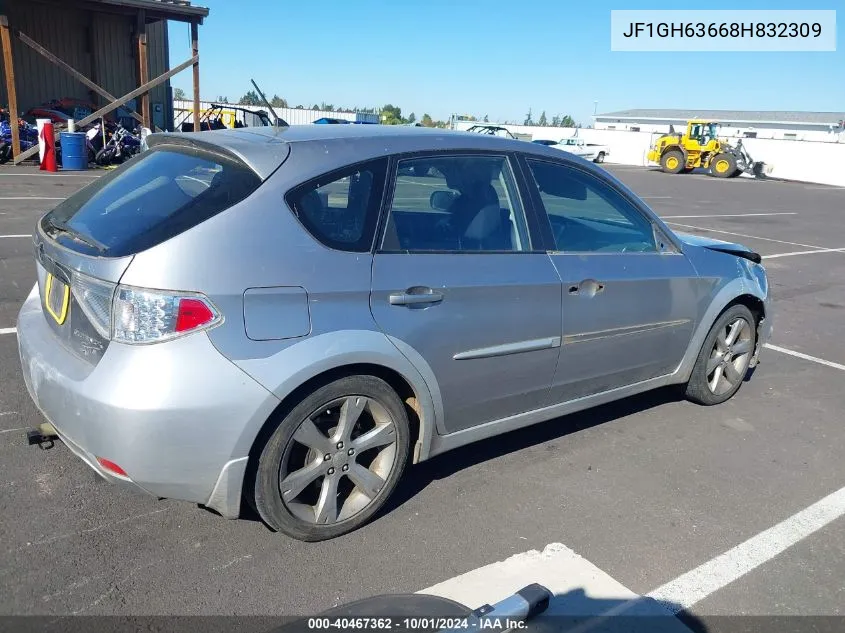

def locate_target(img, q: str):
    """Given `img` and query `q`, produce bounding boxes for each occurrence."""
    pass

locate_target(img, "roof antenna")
[250,78,288,127]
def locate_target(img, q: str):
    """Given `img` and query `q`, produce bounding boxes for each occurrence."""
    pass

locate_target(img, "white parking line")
[647,485,845,614]
[764,344,845,371]
[419,543,684,624]
[0,197,65,201]
[665,222,826,250]
[0,427,26,434]
[764,248,845,259]
[0,235,30,239]
[662,212,797,219]
[422,483,845,626]
[0,327,17,335]
[642,196,672,199]
[396,178,442,188]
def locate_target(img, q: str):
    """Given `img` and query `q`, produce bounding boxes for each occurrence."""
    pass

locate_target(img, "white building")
[594,109,845,143]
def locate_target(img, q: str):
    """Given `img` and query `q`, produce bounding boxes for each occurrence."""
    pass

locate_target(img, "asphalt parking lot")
[1,163,844,630]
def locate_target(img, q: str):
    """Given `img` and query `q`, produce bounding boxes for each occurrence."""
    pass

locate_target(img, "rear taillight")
[70,273,221,345]
[113,286,221,344]
[71,273,116,338]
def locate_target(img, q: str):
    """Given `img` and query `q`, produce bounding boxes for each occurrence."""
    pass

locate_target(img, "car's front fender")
[674,265,770,382]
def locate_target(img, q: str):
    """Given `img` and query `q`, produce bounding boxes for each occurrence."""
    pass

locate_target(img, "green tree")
[312,104,321,111]
[483,114,489,122]
[408,112,416,123]
[421,113,434,127]
[270,95,288,108]
[551,115,561,127]
[538,111,548,126]
[173,87,186,101]
[217,95,230,103]
[295,104,304,109]
[524,108,534,126]
[238,90,261,106]
[560,114,576,127]
[380,104,404,125]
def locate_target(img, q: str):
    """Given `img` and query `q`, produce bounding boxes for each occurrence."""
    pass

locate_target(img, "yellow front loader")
[646,120,766,178]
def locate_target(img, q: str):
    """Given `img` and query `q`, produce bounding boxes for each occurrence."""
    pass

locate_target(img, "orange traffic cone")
[40,121,57,172]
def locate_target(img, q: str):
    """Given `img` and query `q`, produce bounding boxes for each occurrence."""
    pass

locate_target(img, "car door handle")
[568,279,605,297]
[389,290,444,306]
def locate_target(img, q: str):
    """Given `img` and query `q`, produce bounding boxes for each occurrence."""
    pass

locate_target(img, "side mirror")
[430,190,457,211]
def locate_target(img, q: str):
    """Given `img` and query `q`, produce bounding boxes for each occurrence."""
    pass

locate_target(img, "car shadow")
[384,385,685,516]
[533,588,708,633]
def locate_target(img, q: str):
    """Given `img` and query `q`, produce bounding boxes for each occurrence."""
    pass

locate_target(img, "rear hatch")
[33,133,287,365]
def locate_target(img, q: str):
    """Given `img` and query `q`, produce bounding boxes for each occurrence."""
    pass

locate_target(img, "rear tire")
[710,153,737,178]
[253,375,410,541]
[595,152,606,164]
[660,150,685,174]
[685,304,757,406]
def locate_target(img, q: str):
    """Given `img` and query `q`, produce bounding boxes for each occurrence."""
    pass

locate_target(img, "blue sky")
[169,0,843,125]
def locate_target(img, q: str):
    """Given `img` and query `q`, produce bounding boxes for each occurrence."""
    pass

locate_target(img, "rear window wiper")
[44,217,109,253]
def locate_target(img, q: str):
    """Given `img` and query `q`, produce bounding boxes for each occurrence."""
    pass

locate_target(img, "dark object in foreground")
[274,583,553,633]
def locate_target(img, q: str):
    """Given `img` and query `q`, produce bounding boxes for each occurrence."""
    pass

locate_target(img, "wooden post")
[136,10,150,129]
[191,21,200,132]
[0,15,20,160]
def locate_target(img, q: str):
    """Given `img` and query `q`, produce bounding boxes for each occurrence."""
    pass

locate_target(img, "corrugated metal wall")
[0,3,92,109]
[0,0,173,129]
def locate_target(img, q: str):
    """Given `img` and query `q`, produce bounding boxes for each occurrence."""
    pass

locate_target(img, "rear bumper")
[17,284,280,517]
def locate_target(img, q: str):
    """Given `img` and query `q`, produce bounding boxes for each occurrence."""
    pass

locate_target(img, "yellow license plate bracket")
[44,273,70,325]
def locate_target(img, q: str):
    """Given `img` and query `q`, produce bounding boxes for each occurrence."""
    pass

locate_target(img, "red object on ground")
[39,121,57,172]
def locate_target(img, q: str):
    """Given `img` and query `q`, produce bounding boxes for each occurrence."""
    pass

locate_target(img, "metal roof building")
[594,109,845,142]
[1,0,209,161]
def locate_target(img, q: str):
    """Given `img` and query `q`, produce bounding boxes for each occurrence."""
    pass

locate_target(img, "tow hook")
[27,422,59,449]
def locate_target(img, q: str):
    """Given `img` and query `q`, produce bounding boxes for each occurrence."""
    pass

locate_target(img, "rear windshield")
[43,145,262,257]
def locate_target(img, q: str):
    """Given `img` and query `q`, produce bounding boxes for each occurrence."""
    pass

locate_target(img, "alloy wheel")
[706,317,753,395]
[279,395,398,525]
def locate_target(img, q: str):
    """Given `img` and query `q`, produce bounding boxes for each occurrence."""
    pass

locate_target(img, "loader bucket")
[751,162,773,178]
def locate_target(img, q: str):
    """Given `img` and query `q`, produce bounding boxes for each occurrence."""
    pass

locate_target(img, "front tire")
[710,153,737,178]
[253,375,410,541]
[685,304,757,405]
[594,152,606,163]
[661,150,685,174]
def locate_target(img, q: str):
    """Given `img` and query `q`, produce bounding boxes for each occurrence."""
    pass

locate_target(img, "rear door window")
[285,159,388,252]
[43,145,262,257]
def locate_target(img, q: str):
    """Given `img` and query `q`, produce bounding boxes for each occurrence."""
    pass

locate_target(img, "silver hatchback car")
[18,125,771,541]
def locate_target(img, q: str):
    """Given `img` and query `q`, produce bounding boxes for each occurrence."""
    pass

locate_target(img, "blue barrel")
[59,132,88,170]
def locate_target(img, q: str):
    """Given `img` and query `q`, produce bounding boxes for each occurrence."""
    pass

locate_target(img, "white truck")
[553,138,610,163]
